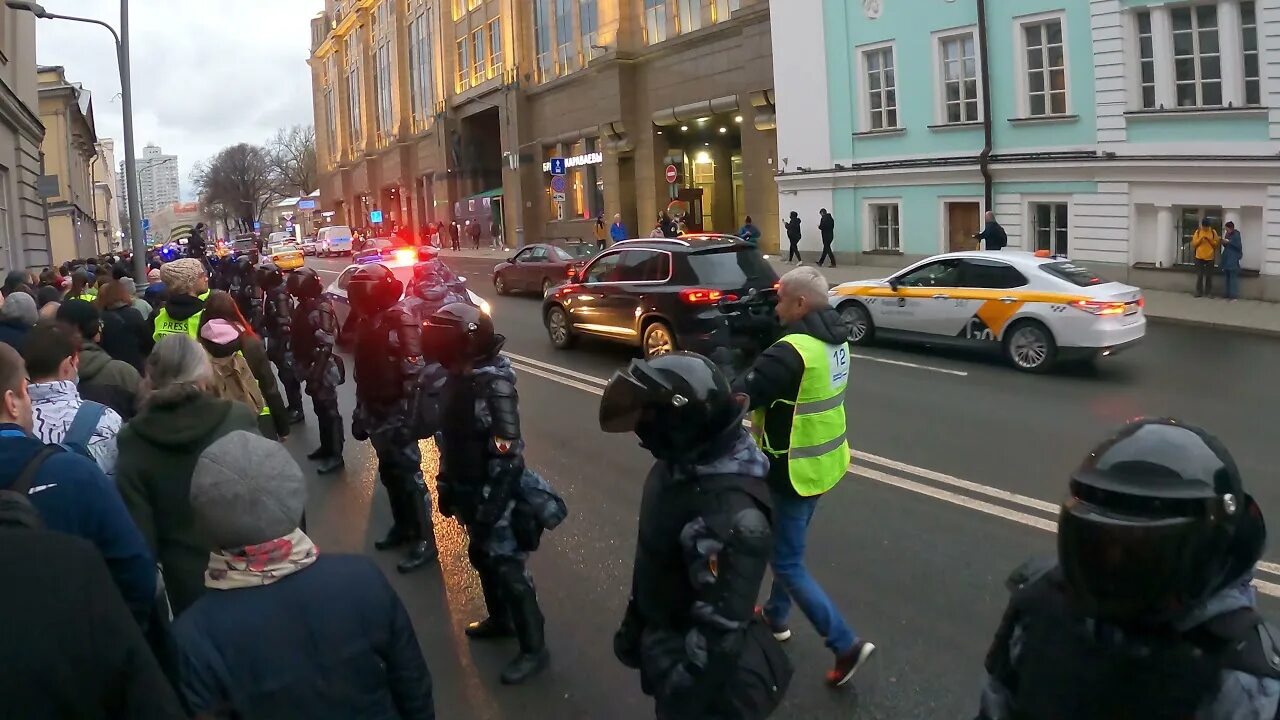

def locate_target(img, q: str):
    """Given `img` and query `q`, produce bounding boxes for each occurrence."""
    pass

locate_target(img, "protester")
[96,280,149,373]
[66,269,95,301]
[149,257,208,344]
[738,215,762,246]
[117,276,154,318]
[735,266,874,687]
[785,211,803,263]
[57,299,141,419]
[2,269,30,297]
[594,213,608,250]
[974,211,1008,252]
[1221,221,1244,301]
[602,352,791,718]
[172,431,436,719]
[115,334,261,616]
[0,291,36,352]
[817,208,837,268]
[197,291,289,440]
[23,321,124,477]
[0,342,155,623]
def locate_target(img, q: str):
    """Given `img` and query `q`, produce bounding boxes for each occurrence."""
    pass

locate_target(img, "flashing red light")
[679,288,726,305]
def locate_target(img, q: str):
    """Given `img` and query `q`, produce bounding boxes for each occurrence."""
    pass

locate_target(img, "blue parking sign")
[549,157,566,176]
[370,210,384,224]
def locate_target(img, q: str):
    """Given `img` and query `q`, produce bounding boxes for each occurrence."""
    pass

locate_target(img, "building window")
[1030,202,1068,255]
[450,0,461,21]
[715,0,739,21]
[467,0,481,9]
[407,3,436,131]
[579,0,598,50]
[1136,11,1156,109]
[1021,16,1067,116]
[645,0,668,45]
[555,0,579,74]
[1171,5,1222,107]
[862,45,898,130]
[373,1,394,142]
[345,34,362,147]
[1176,207,1221,265]
[1242,1,1260,106]
[870,203,900,251]
[471,27,486,86]
[938,31,978,123]
[678,0,710,33]
[325,55,339,159]
[534,0,554,83]
[455,37,470,92]
[487,18,502,78]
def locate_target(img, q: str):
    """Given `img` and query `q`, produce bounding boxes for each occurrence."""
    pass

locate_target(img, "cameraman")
[732,265,875,688]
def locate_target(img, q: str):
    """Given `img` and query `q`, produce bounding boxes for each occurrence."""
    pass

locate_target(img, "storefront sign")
[543,152,603,173]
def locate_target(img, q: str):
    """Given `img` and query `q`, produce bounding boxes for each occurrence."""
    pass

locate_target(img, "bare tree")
[267,125,318,197]
[191,143,279,231]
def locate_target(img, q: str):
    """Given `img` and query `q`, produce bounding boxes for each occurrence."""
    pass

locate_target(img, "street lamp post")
[8,0,149,287]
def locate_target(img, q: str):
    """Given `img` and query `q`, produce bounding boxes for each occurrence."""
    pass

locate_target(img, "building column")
[1151,6,1176,109]
[1219,0,1246,107]
[1155,204,1176,268]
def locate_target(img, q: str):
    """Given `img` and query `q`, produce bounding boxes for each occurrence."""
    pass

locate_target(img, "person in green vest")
[149,258,209,346]
[733,265,875,689]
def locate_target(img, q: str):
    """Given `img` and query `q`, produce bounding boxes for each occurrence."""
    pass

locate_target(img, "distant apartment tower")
[119,143,179,220]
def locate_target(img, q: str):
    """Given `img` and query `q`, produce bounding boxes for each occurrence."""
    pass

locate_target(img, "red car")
[492,243,593,297]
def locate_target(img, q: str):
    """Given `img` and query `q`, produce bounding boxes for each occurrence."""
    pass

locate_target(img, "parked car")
[267,243,305,272]
[299,237,317,256]
[493,243,591,297]
[316,225,354,256]
[352,237,414,265]
[829,250,1146,372]
[325,261,491,349]
[542,236,778,359]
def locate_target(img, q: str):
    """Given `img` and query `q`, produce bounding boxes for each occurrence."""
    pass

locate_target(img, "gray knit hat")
[190,431,307,548]
[0,292,37,326]
[160,258,205,295]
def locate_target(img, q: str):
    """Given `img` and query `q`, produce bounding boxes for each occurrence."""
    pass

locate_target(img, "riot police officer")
[601,352,789,719]
[288,267,345,474]
[400,255,469,323]
[257,262,305,425]
[978,418,1280,719]
[229,256,261,330]
[347,264,436,574]
[423,302,549,685]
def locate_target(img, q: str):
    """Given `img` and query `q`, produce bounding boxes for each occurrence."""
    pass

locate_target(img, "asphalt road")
[285,253,1280,719]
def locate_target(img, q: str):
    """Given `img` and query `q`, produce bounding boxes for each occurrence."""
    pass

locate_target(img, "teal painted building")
[770,0,1280,299]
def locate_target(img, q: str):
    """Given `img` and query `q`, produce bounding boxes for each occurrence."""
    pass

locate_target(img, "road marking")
[313,268,340,275]
[855,450,1059,514]
[852,466,1058,532]
[850,352,968,377]
[506,351,610,386]
[509,361,606,396]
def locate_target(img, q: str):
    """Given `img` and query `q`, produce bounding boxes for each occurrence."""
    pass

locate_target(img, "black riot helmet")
[257,262,283,289]
[599,352,743,464]
[422,302,495,368]
[234,255,254,278]
[346,263,403,314]
[1059,418,1265,624]
[288,267,324,299]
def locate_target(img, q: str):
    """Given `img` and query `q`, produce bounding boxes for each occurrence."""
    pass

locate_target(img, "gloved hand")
[475,497,506,526]
[436,481,455,518]
[351,414,369,442]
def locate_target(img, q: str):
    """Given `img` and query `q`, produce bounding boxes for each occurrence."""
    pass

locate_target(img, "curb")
[1145,314,1280,340]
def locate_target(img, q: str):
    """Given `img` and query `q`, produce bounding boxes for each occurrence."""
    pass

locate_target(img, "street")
[294,253,1280,719]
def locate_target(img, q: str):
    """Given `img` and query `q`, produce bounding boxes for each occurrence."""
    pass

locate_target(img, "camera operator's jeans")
[763,490,857,655]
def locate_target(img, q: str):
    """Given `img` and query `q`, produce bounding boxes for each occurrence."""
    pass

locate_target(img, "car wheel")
[546,306,576,349]
[839,301,875,346]
[542,278,554,296]
[1004,320,1057,373]
[494,274,509,295]
[642,321,676,359]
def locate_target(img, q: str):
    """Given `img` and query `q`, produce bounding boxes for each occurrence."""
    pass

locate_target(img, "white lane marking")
[850,352,968,377]
[852,466,1058,533]
[855,450,1060,515]
[510,362,606,396]
[505,351,610,386]
[313,268,340,275]
[1260,561,1280,577]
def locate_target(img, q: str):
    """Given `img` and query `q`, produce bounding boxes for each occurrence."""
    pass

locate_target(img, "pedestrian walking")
[602,352,792,718]
[974,211,1007,251]
[491,218,503,250]
[288,268,345,474]
[977,419,1280,719]
[468,219,482,250]
[0,341,155,624]
[449,220,461,251]
[1221,221,1244,301]
[198,291,291,441]
[610,213,628,244]
[594,213,608,250]
[23,321,123,476]
[817,209,837,268]
[115,334,261,617]
[1192,217,1221,298]
[784,211,803,263]
[736,266,875,687]
[0,291,36,352]
[56,299,141,419]
[172,431,436,720]
[739,215,762,246]
[96,280,149,373]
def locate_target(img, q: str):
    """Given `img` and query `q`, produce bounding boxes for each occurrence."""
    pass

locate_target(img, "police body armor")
[439,360,522,518]
[353,310,405,410]
[291,300,324,369]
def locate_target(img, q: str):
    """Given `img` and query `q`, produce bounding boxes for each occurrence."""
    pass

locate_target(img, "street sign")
[370,210,384,224]
[142,218,150,231]
[253,221,261,231]
[549,157,566,176]
[552,191,567,203]
[665,164,679,184]
[298,199,317,210]
[550,175,567,193]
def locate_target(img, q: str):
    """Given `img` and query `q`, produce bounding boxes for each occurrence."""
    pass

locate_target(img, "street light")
[9,0,149,287]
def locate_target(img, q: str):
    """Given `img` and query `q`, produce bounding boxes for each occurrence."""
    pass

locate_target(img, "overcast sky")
[35,0,319,200]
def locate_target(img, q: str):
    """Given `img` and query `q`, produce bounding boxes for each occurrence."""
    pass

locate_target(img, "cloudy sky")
[35,0,320,200]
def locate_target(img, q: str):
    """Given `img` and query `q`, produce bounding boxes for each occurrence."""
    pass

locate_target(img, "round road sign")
[551,175,567,193]
[665,164,679,184]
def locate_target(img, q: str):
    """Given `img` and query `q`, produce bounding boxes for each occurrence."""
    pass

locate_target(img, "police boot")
[500,573,549,684]
[465,570,514,640]
[288,408,305,426]
[375,487,412,551]
[316,417,346,474]
[396,488,438,574]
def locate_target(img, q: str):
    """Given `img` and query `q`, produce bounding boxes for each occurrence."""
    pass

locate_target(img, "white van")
[316,225,353,257]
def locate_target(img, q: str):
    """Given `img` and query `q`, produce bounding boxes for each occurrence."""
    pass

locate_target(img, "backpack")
[0,445,62,529]
[60,401,105,459]
[208,351,265,414]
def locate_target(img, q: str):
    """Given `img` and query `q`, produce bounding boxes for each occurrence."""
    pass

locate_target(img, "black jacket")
[0,528,185,719]
[437,351,522,526]
[976,220,1008,251]
[733,307,850,497]
[785,217,802,242]
[100,303,148,373]
[818,213,835,242]
[0,319,29,353]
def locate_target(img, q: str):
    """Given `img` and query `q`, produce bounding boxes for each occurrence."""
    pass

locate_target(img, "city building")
[774,0,1280,300]
[309,0,779,250]
[37,65,99,264]
[120,142,180,221]
[92,138,121,254]
[0,6,49,273]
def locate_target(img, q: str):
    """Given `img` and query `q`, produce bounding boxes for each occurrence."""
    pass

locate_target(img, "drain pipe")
[976,0,994,212]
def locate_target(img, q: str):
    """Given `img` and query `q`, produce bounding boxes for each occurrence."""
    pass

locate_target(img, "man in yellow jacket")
[1191,218,1220,298]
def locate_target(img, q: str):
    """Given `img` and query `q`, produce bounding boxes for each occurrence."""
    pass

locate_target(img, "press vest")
[152,307,202,341]
[755,333,850,496]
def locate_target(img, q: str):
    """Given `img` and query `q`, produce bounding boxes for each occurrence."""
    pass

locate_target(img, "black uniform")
[288,268,345,474]
[602,352,789,719]
[229,257,262,332]
[257,263,304,423]
[425,302,551,686]
[348,264,436,575]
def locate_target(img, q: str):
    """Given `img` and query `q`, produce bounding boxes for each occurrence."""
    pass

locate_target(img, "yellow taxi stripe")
[833,286,1087,305]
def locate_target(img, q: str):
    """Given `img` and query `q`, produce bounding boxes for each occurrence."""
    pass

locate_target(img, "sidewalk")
[438,246,1280,338]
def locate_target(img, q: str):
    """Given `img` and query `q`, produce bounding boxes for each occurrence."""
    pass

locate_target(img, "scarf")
[205,528,319,590]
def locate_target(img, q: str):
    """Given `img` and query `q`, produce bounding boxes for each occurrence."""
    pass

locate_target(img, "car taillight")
[1136,295,1145,308]
[566,264,577,278]
[1070,300,1127,316]
[680,288,725,305]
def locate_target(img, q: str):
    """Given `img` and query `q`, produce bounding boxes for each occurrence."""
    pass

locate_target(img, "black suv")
[542,236,779,358]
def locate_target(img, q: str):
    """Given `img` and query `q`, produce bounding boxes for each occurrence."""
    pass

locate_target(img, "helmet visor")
[599,360,670,433]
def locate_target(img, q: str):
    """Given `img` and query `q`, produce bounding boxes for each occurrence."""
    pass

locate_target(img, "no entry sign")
[665,164,678,184]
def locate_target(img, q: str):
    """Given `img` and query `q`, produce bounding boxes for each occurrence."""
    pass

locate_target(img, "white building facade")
[121,142,180,221]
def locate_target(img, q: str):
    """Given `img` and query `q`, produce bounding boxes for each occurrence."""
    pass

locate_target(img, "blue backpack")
[60,401,106,459]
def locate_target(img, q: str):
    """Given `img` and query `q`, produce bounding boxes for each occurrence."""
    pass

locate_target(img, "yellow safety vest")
[152,307,202,341]
[754,333,850,496]
[198,290,210,301]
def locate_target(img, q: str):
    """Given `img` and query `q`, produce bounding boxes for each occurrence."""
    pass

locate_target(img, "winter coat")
[145,293,206,353]
[610,221,628,242]
[100,302,149,373]
[594,220,608,242]
[78,339,141,419]
[1192,227,1221,262]
[738,223,761,245]
[977,220,1008,251]
[0,319,30,352]
[1221,229,1244,271]
[785,216,802,242]
[0,528,185,719]
[115,390,260,616]
[198,322,289,439]
[173,554,435,720]
[733,307,851,498]
[29,379,124,477]
[0,424,155,623]
[818,212,835,243]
